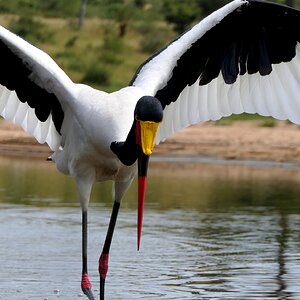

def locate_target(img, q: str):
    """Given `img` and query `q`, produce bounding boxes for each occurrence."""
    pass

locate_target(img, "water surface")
[0,156,300,299]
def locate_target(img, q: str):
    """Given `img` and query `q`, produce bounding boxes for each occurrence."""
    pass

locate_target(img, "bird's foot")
[82,288,95,300]
[81,273,95,300]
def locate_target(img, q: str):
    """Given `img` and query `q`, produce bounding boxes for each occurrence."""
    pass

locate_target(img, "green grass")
[215,114,278,127]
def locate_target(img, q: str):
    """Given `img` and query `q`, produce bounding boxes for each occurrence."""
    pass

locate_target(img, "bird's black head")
[110,96,163,166]
[134,96,163,123]
[134,96,163,157]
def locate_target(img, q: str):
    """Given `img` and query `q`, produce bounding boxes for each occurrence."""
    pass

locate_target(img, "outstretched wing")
[130,0,300,143]
[0,24,77,150]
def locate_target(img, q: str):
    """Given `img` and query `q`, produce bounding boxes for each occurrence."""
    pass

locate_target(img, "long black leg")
[99,201,120,300]
[81,211,95,300]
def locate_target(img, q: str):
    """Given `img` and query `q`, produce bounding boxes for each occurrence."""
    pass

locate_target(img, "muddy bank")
[0,119,300,164]
[154,121,300,164]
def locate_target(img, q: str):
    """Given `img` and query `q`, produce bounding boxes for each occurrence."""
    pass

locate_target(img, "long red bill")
[137,152,149,251]
[138,175,146,250]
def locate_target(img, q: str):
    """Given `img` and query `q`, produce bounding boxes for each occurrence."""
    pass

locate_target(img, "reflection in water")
[276,214,291,300]
[0,156,300,299]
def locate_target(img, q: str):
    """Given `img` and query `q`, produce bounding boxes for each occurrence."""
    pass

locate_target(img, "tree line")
[0,0,298,35]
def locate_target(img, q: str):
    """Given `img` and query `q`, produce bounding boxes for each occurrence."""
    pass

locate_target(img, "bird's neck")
[110,121,138,166]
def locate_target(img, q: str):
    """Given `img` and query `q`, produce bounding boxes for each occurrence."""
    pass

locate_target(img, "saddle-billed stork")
[0,0,299,299]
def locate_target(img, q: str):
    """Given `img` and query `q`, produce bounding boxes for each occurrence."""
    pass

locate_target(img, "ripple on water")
[1,158,300,299]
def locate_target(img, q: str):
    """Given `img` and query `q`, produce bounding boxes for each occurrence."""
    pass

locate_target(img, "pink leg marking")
[99,253,109,279]
[81,273,92,289]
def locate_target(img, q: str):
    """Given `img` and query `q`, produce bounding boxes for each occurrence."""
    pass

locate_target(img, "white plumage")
[0,0,300,299]
[156,51,300,142]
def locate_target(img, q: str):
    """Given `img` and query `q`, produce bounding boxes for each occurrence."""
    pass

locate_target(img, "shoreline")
[0,119,300,166]
[155,120,300,164]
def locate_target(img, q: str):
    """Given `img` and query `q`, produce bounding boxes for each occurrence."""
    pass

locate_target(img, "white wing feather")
[156,45,300,143]
[0,87,60,149]
[0,25,78,150]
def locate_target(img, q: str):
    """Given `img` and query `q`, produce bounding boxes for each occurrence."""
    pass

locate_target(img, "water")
[0,155,300,299]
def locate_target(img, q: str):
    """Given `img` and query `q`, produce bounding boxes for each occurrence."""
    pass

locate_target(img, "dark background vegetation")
[0,0,298,92]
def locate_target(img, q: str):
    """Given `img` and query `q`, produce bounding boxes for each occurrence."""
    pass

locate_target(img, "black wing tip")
[0,38,64,135]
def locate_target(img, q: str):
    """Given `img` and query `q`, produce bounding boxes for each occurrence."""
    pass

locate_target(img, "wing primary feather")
[257,29,272,76]
[277,63,300,123]
[197,80,209,122]
[38,115,51,144]
[164,104,175,139]
[207,78,221,120]
[249,74,269,116]
[173,93,183,133]
[46,118,61,151]
[13,101,29,125]
[2,92,20,121]
[0,88,11,114]
[178,86,190,130]
[221,42,239,84]
[189,81,201,123]
[26,108,39,135]
[227,76,243,115]
[33,121,49,144]
[239,74,256,113]
[258,72,284,120]
[217,77,231,117]
[271,63,300,123]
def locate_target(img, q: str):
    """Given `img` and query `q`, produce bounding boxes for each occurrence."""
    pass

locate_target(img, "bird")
[0,0,300,299]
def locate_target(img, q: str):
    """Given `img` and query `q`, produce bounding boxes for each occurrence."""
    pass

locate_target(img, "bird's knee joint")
[81,272,92,290]
[99,253,109,279]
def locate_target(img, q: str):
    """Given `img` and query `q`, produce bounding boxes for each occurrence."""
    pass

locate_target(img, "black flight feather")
[0,39,64,133]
